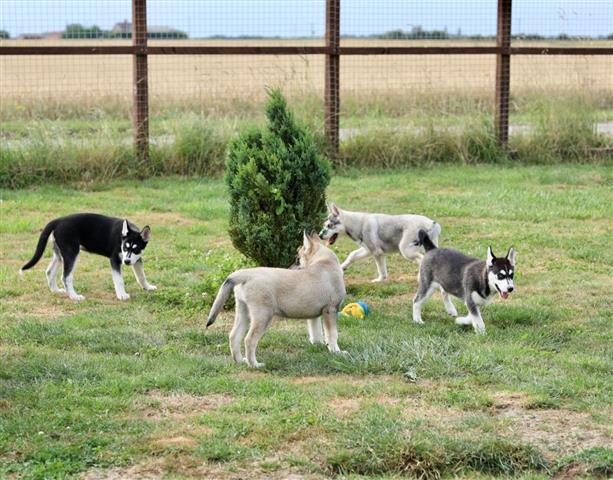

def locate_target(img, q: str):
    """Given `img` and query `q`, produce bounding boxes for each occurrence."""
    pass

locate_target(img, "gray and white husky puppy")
[412,230,516,334]
[319,203,441,282]
[206,233,346,368]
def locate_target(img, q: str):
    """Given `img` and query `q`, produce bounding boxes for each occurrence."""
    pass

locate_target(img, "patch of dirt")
[491,392,612,457]
[288,374,398,387]
[402,399,465,422]
[0,345,27,356]
[136,212,197,227]
[81,458,166,480]
[82,456,326,480]
[151,435,198,449]
[135,390,231,421]
[328,393,404,417]
[328,397,360,417]
[376,393,403,407]
[551,462,590,480]
[25,302,67,319]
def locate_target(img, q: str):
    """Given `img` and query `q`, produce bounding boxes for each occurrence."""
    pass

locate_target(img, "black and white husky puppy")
[20,213,156,301]
[412,230,516,334]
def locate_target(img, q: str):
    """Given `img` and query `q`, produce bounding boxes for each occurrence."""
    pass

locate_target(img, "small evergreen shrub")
[225,89,331,267]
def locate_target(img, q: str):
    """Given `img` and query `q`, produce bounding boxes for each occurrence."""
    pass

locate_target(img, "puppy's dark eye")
[497,273,505,280]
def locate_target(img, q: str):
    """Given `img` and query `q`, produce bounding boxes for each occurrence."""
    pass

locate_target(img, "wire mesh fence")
[0,0,611,166]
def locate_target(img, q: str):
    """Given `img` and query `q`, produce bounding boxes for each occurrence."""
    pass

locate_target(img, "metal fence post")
[133,0,149,161]
[325,0,340,160]
[495,0,512,146]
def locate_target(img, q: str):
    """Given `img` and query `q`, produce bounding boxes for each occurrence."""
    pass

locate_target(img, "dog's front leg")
[441,289,458,316]
[110,258,130,301]
[341,246,370,271]
[132,259,157,291]
[456,298,485,334]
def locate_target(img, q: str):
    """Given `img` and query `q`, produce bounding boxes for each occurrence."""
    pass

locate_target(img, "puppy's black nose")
[124,260,131,265]
[508,286,514,293]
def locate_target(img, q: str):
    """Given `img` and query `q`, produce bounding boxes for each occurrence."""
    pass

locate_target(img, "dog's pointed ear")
[122,220,129,237]
[141,226,151,243]
[487,246,495,267]
[330,203,340,217]
[506,247,516,266]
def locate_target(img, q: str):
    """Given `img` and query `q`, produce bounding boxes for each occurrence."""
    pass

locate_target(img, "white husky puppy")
[206,233,346,368]
[319,203,441,282]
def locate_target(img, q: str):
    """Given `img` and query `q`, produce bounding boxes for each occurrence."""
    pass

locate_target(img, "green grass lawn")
[1,164,612,479]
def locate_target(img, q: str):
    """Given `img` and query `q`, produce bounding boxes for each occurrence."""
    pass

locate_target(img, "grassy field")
[1,164,612,479]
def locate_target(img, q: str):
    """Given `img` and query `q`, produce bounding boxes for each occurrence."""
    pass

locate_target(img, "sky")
[1,0,612,38]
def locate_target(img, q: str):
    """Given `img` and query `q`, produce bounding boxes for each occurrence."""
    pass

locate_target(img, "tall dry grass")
[1,39,611,119]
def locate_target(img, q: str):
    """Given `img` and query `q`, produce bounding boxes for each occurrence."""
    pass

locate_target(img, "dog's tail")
[20,220,59,272]
[206,275,241,328]
[417,228,438,253]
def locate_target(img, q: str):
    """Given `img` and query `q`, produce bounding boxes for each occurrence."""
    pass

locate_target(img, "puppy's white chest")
[471,291,494,306]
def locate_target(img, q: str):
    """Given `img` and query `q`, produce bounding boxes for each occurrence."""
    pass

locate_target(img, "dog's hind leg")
[341,247,370,271]
[372,255,388,282]
[244,307,272,368]
[323,310,345,354]
[62,250,84,301]
[46,240,65,293]
[230,299,249,364]
[307,317,324,345]
[441,290,457,316]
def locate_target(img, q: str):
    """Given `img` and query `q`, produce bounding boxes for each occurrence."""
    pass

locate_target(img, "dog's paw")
[455,316,472,326]
[413,318,424,324]
[117,292,131,301]
[327,345,347,354]
[473,326,487,335]
[371,277,386,283]
[242,358,265,369]
[446,306,458,317]
[144,284,157,291]
[51,287,66,294]
[70,294,85,301]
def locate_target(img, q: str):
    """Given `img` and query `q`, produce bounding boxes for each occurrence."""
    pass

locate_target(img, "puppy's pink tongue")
[500,292,509,300]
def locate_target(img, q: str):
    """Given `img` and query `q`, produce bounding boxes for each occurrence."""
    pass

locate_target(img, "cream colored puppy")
[206,233,347,368]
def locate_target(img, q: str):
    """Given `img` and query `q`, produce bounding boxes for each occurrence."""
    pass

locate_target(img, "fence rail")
[1,0,611,162]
